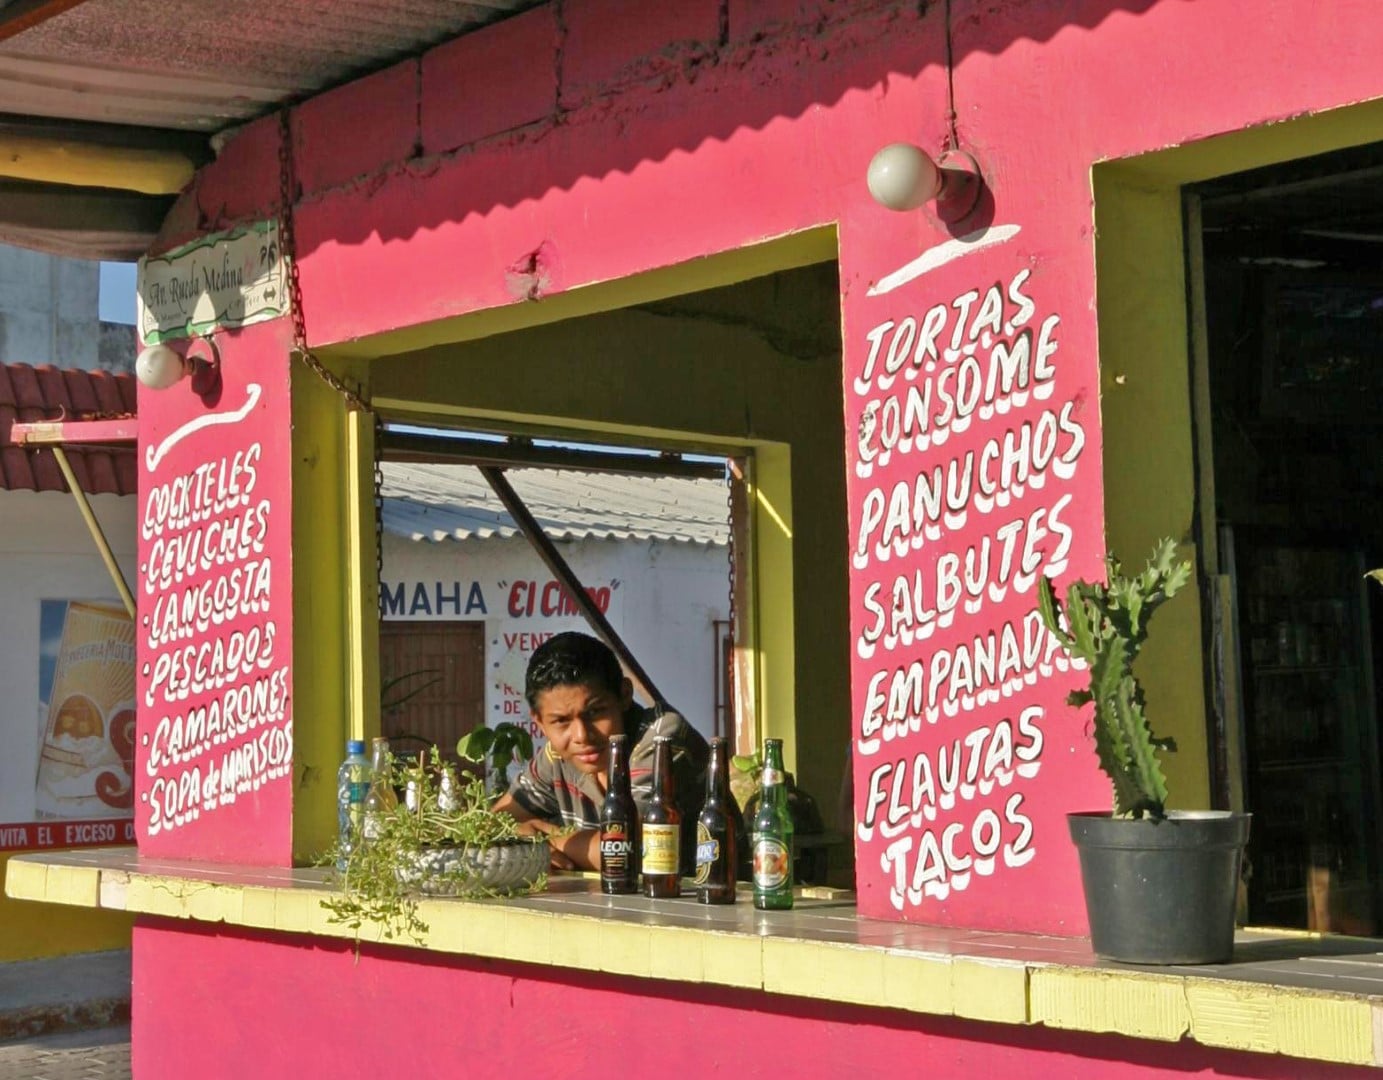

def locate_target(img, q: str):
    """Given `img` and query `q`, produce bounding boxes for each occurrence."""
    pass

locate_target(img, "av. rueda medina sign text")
[135,340,295,862]
[137,221,286,344]
[846,226,1104,934]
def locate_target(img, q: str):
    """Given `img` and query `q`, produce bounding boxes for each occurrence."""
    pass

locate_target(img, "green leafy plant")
[322,747,546,943]
[456,722,535,798]
[1037,538,1193,820]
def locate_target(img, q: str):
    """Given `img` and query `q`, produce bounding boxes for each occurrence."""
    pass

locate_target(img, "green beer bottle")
[752,739,794,910]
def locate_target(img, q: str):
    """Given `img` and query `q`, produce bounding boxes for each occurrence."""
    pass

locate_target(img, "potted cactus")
[1038,538,1250,964]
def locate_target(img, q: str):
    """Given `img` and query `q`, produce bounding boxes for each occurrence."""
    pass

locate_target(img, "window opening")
[1190,142,1383,934]
[376,422,739,776]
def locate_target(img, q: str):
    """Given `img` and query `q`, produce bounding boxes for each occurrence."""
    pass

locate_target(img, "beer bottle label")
[600,823,634,878]
[760,766,784,787]
[753,836,790,890]
[642,823,680,875]
[694,821,720,886]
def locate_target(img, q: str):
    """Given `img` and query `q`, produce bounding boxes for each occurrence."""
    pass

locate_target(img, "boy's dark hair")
[525,631,625,709]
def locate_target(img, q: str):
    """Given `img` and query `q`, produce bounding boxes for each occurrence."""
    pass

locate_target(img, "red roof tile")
[0,363,138,497]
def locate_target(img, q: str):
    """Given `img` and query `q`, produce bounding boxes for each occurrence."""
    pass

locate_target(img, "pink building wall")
[131,0,1383,981]
[122,1,1383,1074]
[133,918,1376,1080]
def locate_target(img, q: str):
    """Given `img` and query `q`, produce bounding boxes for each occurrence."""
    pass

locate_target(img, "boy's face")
[530,677,632,779]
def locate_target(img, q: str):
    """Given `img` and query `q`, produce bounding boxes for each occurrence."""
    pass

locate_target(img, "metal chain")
[276,109,370,413]
[374,413,386,610]
[725,460,737,742]
[277,108,385,624]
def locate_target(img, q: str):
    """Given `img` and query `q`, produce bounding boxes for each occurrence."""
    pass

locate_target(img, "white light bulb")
[866,143,943,212]
[135,345,187,390]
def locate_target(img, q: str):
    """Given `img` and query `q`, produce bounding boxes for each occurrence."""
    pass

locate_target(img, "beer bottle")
[752,738,794,910]
[641,736,681,898]
[600,734,640,894]
[695,736,737,904]
[361,737,397,843]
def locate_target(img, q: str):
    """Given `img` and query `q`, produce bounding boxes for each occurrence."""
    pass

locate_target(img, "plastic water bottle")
[336,739,371,871]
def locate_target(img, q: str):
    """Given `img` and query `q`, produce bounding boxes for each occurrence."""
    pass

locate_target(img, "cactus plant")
[1037,538,1193,820]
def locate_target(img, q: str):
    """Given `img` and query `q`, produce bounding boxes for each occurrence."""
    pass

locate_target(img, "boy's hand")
[494,795,599,871]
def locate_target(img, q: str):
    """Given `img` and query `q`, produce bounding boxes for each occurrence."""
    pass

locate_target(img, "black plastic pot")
[1068,810,1251,965]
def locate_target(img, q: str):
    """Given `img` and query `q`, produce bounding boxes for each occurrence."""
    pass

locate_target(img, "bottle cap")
[346,739,366,754]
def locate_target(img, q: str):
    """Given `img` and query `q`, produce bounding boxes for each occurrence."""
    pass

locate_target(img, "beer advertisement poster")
[0,599,137,852]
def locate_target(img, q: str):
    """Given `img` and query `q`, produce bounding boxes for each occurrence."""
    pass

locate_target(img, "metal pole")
[478,465,668,708]
[50,445,136,619]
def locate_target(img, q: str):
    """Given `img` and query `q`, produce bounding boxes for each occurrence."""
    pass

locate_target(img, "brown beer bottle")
[695,736,737,904]
[600,734,640,895]
[641,736,681,898]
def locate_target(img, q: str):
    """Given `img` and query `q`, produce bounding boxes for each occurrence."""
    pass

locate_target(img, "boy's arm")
[492,791,596,871]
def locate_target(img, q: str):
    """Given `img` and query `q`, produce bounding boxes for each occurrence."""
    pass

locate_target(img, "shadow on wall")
[176,0,1169,256]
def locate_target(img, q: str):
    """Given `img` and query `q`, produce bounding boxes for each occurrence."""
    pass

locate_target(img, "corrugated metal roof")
[382,462,730,546]
[0,362,137,495]
[0,0,543,132]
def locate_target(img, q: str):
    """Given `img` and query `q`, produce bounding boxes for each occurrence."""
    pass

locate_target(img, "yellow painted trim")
[4,857,48,902]
[1093,97,1383,809]
[752,444,797,766]
[0,135,195,195]
[1185,979,1374,1065]
[13,851,1379,1067]
[877,950,950,1014]
[343,410,379,743]
[763,938,883,1007]
[291,354,360,861]
[1030,966,1189,1042]
[320,227,838,360]
[951,957,1028,1025]
[0,854,131,962]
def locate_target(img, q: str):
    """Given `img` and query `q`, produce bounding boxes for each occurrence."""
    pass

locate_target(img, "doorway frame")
[1093,98,1383,817]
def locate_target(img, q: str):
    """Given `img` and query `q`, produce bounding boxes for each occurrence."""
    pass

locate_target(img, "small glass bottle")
[335,739,370,871]
[437,765,460,813]
[641,736,682,898]
[361,737,397,842]
[752,739,794,910]
[600,734,640,895]
[695,737,738,904]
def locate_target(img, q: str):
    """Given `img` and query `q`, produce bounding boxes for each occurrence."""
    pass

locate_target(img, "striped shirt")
[507,705,709,873]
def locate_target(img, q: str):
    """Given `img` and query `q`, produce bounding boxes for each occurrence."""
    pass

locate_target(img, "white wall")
[383,534,729,740]
[0,491,136,825]
[0,246,99,369]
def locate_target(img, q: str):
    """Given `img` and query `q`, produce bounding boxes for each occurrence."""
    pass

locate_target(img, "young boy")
[494,631,709,873]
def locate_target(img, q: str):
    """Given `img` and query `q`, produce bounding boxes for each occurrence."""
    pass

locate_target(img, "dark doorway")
[1192,145,1383,934]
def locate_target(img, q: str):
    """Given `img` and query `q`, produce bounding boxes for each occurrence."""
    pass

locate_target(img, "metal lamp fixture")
[866,142,982,223]
[134,338,221,396]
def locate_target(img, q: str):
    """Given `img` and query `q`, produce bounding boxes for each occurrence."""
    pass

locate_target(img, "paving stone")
[0,1025,130,1080]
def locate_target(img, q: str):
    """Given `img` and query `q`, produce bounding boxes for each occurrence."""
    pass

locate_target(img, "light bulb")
[866,143,943,212]
[134,344,187,390]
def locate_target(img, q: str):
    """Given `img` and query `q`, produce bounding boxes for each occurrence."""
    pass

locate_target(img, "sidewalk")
[0,951,130,1043]
[0,1025,130,1079]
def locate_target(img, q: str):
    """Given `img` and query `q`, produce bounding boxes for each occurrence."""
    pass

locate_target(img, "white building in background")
[379,463,732,755]
[0,245,135,372]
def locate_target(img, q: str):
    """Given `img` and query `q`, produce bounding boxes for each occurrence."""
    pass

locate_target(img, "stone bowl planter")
[400,838,549,897]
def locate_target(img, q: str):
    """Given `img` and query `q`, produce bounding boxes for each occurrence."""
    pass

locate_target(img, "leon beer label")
[600,824,635,878]
[641,822,680,876]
